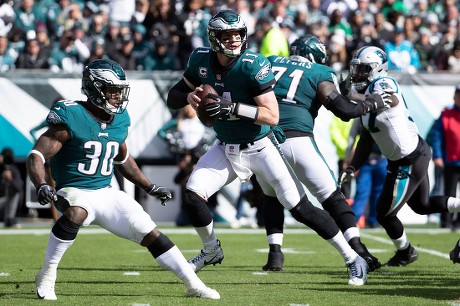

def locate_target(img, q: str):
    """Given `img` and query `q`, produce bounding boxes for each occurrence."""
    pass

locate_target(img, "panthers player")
[262,35,389,272]
[168,9,372,286]
[338,46,460,266]
[27,59,220,300]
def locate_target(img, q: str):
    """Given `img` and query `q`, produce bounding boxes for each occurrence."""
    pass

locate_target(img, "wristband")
[234,103,259,122]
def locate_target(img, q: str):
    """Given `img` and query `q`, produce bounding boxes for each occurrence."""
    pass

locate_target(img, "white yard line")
[1,227,452,260]
[361,232,451,259]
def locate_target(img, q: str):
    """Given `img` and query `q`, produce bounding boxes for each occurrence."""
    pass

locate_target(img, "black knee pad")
[289,196,339,240]
[184,189,213,227]
[264,196,285,235]
[147,232,175,258]
[51,215,80,240]
[322,188,356,232]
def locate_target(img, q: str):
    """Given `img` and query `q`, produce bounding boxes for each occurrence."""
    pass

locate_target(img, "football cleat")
[360,252,382,272]
[188,240,224,272]
[262,250,284,271]
[349,237,382,272]
[385,246,418,267]
[35,268,57,300]
[346,255,368,286]
[449,239,460,264]
[187,286,220,299]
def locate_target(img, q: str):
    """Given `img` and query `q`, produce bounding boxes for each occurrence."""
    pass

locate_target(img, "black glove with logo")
[338,166,355,188]
[37,183,58,205]
[145,184,172,206]
[204,93,235,119]
[363,91,393,113]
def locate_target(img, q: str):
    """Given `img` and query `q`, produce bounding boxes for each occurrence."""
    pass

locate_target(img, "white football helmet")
[349,46,388,91]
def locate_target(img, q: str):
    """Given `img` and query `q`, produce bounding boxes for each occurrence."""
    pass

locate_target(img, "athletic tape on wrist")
[235,103,258,121]
[29,150,46,164]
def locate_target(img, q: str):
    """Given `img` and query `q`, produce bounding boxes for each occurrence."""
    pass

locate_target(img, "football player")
[167,9,386,286]
[262,35,389,272]
[28,59,220,300]
[338,46,460,266]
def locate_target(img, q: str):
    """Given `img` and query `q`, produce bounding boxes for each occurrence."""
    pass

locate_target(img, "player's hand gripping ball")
[196,84,219,127]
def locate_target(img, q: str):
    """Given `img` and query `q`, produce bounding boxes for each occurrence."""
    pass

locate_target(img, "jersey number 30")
[78,141,119,176]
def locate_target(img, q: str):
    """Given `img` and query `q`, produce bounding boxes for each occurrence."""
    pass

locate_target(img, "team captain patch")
[255,64,271,81]
[47,111,62,125]
[199,67,208,78]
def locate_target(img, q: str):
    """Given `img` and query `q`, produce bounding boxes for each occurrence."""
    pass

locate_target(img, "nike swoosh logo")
[260,60,266,66]
[204,254,220,265]
[257,147,266,152]
[54,107,61,110]
[356,267,363,278]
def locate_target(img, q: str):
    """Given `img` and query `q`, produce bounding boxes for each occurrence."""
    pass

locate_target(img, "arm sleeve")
[349,128,373,171]
[345,119,361,161]
[324,90,368,121]
[167,79,193,110]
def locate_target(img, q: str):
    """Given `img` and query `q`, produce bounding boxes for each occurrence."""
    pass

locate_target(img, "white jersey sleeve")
[361,76,420,161]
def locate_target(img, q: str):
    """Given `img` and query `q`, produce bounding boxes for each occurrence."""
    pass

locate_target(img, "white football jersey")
[361,76,419,161]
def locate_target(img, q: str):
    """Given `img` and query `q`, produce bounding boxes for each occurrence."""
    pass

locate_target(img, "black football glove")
[204,93,235,119]
[338,166,355,188]
[363,91,393,113]
[37,183,58,205]
[339,73,351,97]
[145,184,172,206]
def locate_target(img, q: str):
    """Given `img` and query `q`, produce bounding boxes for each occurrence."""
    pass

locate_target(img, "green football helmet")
[81,59,130,114]
[207,9,247,57]
[289,34,329,65]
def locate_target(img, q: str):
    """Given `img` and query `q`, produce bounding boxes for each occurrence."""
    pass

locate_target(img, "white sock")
[343,227,360,242]
[267,233,284,246]
[392,231,410,250]
[195,221,217,246]
[327,232,357,264]
[447,197,460,212]
[41,232,75,277]
[155,246,205,290]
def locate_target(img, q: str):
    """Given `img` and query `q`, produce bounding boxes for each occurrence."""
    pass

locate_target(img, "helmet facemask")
[92,79,130,114]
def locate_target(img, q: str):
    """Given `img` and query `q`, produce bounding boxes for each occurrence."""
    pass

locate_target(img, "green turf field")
[1,225,460,305]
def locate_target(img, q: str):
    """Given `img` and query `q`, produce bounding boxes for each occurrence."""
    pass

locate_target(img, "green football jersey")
[46,100,130,190]
[184,48,276,144]
[268,55,338,133]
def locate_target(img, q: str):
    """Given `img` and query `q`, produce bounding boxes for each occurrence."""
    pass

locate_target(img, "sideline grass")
[1,225,460,305]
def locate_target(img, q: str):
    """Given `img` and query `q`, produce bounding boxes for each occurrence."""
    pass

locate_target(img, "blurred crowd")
[0,0,459,73]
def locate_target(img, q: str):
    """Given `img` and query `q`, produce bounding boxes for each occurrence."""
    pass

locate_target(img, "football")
[196,84,219,127]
